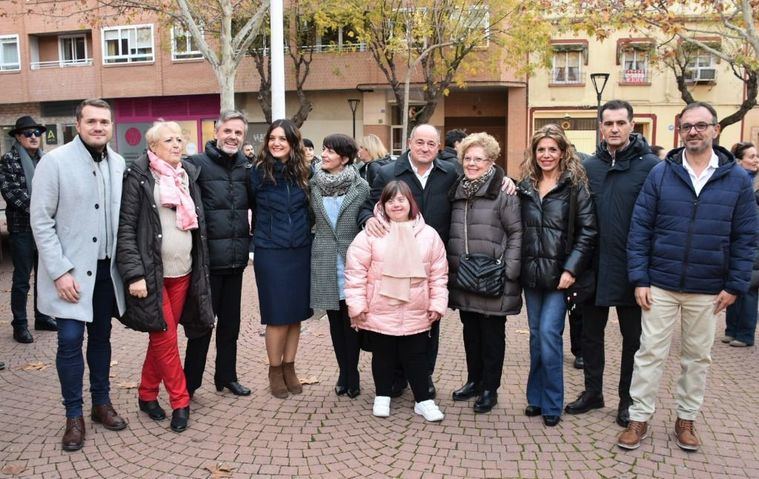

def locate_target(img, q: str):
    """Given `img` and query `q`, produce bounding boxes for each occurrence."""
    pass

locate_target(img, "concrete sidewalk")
[1,264,757,478]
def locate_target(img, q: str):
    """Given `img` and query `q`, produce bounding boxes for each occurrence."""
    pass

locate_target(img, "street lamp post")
[347,98,360,139]
[590,72,610,146]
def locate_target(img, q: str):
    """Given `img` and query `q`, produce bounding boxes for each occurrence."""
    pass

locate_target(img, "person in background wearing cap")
[0,116,58,343]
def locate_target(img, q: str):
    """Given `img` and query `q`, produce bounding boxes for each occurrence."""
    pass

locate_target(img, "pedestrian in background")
[356,134,392,186]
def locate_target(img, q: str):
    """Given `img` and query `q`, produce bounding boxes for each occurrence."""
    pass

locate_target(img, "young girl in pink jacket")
[345,181,449,421]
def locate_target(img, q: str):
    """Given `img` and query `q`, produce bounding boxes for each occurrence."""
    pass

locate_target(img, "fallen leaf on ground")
[515,329,530,335]
[206,463,234,478]
[1,463,26,475]
[299,375,320,385]
[110,360,118,366]
[260,357,269,365]
[117,381,138,389]
[21,362,49,371]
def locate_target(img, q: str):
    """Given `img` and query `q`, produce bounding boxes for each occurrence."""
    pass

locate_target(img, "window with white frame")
[450,5,490,47]
[0,35,20,71]
[552,50,582,84]
[621,47,649,83]
[102,25,154,64]
[60,35,89,65]
[686,50,717,82]
[172,25,203,60]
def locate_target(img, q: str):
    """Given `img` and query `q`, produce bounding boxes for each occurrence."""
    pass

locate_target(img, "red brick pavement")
[1,262,758,478]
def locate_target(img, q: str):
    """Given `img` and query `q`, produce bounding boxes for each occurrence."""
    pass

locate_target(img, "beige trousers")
[628,286,717,422]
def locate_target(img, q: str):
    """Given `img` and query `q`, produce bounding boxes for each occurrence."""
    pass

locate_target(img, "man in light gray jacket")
[31,99,127,452]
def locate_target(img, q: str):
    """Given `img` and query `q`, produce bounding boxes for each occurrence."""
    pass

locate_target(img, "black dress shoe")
[452,382,480,401]
[34,317,58,331]
[573,356,584,369]
[334,384,348,396]
[346,387,361,398]
[170,407,189,433]
[616,401,631,427]
[473,391,498,413]
[13,327,33,344]
[216,381,251,396]
[427,376,436,400]
[524,405,542,417]
[138,399,166,421]
[564,390,604,414]
[543,415,561,427]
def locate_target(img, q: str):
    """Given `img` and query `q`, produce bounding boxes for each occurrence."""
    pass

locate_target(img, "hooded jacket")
[628,145,758,295]
[345,205,448,336]
[583,133,660,306]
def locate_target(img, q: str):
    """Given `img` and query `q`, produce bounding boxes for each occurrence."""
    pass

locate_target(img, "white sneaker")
[414,399,444,422]
[373,396,391,417]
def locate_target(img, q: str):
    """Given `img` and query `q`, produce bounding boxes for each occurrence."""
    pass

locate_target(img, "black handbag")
[564,185,596,311]
[455,201,506,297]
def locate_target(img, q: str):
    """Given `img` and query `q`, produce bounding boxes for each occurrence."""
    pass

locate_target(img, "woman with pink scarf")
[345,181,448,421]
[117,121,214,433]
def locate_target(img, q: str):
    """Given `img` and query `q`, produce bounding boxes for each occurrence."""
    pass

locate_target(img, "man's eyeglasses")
[678,122,715,133]
[21,129,43,138]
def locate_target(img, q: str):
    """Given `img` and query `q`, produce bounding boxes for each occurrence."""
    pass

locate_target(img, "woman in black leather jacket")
[517,125,597,427]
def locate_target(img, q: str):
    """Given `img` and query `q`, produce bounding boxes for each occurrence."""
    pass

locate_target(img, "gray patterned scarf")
[313,164,357,197]
[460,165,495,198]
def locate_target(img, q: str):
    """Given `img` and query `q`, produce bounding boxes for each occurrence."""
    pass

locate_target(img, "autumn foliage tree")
[346,0,552,140]
[568,0,759,132]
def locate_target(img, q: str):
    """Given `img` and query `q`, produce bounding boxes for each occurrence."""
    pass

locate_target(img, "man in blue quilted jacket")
[619,102,758,452]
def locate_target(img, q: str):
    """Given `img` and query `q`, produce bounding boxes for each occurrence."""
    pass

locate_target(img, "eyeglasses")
[21,129,43,138]
[678,122,715,133]
[462,157,490,164]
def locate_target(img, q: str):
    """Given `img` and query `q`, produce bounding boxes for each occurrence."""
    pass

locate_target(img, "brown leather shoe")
[617,420,648,450]
[62,416,85,452]
[282,362,303,394]
[268,365,288,399]
[674,418,700,451]
[91,404,128,431]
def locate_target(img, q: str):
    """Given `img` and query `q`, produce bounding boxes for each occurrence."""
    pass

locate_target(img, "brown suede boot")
[282,362,303,394]
[269,365,288,399]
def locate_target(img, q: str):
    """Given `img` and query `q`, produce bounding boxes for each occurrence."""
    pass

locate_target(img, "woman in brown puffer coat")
[447,132,522,414]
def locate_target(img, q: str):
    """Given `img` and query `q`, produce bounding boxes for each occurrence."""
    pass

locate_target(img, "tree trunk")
[217,67,237,111]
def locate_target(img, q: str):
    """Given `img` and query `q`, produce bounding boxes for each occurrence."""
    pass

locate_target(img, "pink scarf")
[147,150,198,231]
[379,220,427,302]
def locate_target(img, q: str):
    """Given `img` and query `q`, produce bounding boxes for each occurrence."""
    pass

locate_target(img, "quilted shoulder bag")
[454,201,506,297]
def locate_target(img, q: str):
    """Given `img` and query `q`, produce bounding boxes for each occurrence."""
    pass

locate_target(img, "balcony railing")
[620,68,650,84]
[30,58,93,70]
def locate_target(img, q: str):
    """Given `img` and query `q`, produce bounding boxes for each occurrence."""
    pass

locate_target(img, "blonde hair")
[145,120,183,150]
[457,132,500,163]
[520,124,587,188]
[357,134,388,161]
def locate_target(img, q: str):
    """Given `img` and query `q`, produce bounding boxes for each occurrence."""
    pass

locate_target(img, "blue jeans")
[725,287,758,345]
[9,231,52,328]
[56,260,115,418]
[524,287,567,416]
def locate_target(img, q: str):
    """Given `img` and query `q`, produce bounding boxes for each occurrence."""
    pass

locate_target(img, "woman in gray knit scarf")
[309,134,370,397]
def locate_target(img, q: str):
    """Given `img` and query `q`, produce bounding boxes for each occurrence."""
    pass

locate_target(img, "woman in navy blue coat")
[250,119,313,399]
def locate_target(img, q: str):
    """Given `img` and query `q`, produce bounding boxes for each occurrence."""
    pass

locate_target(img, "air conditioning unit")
[686,67,717,83]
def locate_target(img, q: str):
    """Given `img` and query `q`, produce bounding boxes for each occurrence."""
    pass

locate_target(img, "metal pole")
[596,92,602,146]
[270,0,286,121]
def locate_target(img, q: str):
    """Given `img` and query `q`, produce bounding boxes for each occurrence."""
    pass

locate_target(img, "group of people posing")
[1,97,756,455]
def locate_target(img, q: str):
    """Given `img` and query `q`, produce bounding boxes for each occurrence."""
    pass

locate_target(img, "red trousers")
[139,274,191,409]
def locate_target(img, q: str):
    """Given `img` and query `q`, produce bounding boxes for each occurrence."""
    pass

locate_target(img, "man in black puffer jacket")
[183,111,252,398]
[564,100,659,428]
